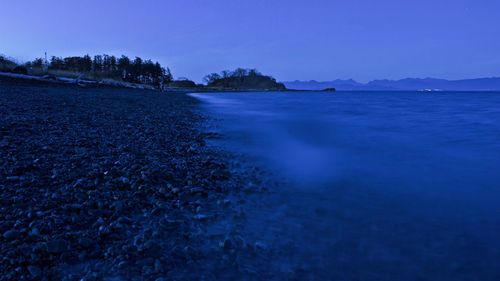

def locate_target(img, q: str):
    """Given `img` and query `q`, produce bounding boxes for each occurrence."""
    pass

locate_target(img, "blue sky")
[1,0,499,82]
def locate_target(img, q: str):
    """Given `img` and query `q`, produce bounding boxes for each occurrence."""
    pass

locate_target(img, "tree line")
[26,54,173,87]
[3,54,288,91]
[0,55,17,72]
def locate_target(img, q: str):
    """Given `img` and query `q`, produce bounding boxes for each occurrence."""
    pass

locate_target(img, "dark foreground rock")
[0,77,269,280]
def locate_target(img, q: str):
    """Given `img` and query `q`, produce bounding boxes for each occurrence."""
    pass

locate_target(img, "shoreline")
[0,77,269,280]
[0,71,334,93]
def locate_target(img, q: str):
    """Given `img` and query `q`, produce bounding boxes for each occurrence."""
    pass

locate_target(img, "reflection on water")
[191,91,500,280]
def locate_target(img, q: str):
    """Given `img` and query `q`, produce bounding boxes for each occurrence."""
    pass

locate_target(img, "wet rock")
[254,241,268,250]
[98,225,111,237]
[73,178,87,188]
[111,201,125,212]
[117,216,133,225]
[78,237,93,249]
[118,261,128,269]
[45,239,69,254]
[193,214,209,221]
[220,238,233,250]
[159,218,179,230]
[27,265,42,277]
[64,203,83,211]
[190,187,205,195]
[3,229,21,240]
[139,241,163,258]
[0,139,8,148]
[154,259,162,273]
[28,228,40,238]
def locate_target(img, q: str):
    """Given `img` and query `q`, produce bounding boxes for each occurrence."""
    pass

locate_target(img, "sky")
[1,0,499,82]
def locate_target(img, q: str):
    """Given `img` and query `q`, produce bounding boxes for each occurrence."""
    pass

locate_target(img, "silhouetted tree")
[109,56,117,72]
[32,58,44,68]
[131,57,143,83]
[24,53,172,89]
[117,55,131,79]
[204,73,221,84]
[82,55,92,72]
[164,67,173,83]
[49,56,64,70]
[0,55,17,72]
[93,55,103,72]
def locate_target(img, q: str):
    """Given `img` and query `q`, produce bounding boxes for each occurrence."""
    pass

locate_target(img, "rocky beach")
[5,76,500,281]
[0,77,271,280]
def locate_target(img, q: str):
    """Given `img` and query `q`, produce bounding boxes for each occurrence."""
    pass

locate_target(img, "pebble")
[118,261,128,269]
[29,228,40,237]
[254,241,268,250]
[193,214,209,221]
[220,238,233,250]
[117,176,130,184]
[73,178,86,188]
[78,237,94,248]
[45,239,69,253]
[3,229,21,240]
[27,265,42,277]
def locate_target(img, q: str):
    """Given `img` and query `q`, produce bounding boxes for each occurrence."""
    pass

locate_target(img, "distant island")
[203,68,286,91]
[284,78,500,91]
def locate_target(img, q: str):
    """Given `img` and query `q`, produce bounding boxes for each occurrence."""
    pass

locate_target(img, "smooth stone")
[45,239,69,253]
[3,230,21,240]
[193,214,209,221]
[27,265,41,277]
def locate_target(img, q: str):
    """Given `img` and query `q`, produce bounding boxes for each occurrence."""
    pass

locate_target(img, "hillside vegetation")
[204,68,286,91]
[2,54,288,91]
[0,56,18,72]
[1,54,173,89]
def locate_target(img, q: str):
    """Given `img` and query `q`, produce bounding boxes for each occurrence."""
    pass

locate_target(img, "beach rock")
[140,241,163,258]
[117,261,128,269]
[193,214,209,221]
[27,265,42,277]
[3,229,21,240]
[220,238,233,250]
[64,203,83,211]
[78,237,94,249]
[254,241,268,250]
[45,239,69,254]
[190,186,205,195]
[28,228,40,237]
[73,178,87,188]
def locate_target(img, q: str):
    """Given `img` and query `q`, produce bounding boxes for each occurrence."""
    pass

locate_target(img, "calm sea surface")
[191,91,500,280]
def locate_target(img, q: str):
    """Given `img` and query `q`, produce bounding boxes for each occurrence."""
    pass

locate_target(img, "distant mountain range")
[283,77,500,91]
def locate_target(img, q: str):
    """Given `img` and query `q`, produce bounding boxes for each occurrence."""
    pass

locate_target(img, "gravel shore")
[0,77,267,280]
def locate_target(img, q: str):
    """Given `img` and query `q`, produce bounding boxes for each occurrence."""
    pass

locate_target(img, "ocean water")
[191,91,500,280]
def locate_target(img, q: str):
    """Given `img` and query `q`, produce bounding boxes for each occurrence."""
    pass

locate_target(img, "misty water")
[191,91,500,280]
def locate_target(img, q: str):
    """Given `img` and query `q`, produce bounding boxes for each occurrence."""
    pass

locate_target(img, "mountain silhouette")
[284,77,500,91]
